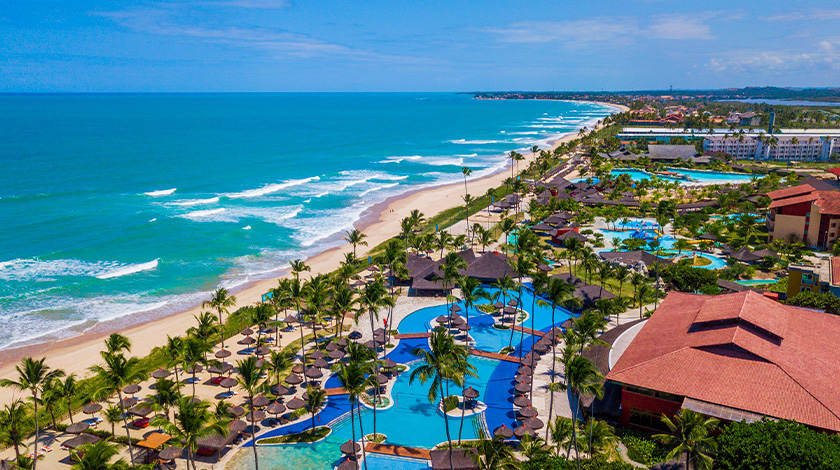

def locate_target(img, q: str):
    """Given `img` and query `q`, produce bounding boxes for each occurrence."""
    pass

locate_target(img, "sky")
[1,0,839,92]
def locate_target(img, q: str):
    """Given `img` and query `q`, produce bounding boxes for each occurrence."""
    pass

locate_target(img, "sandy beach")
[0,101,626,403]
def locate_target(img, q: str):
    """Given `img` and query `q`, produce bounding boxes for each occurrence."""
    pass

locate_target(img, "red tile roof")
[767,193,818,209]
[766,184,816,200]
[607,291,840,432]
[826,168,840,178]
[814,191,840,215]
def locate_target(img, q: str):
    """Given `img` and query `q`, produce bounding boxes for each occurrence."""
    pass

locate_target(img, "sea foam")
[96,259,159,279]
[224,176,320,199]
[143,188,177,197]
[169,197,220,206]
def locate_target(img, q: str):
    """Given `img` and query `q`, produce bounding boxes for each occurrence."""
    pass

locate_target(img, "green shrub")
[715,419,840,470]
[442,395,459,413]
[616,427,670,466]
[257,426,330,444]
[520,456,634,470]
[784,291,840,314]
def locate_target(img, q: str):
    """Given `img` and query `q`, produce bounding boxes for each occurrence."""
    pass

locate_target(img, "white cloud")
[647,16,715,40]
[706,39,840,73]
[765,9,840,21]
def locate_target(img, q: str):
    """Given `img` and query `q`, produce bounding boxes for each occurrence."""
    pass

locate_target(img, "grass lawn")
[257,426,331,444]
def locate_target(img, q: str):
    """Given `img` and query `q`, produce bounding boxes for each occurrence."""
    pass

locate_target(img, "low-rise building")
[787,256,840,297]
[767,184,840,248]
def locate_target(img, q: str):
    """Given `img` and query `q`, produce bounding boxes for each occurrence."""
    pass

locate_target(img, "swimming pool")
[601,228,677,250]
[575,168,755,186]
[364,453,431,470]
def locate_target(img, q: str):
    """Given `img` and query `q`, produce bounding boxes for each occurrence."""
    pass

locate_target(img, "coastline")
[0,101,624,401]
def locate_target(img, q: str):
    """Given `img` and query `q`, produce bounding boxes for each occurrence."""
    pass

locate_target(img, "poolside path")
[365,443,431,459]
[468,348,520,363]
[393,332,432,339]
[323,387,349,396]
[512,325,545,337]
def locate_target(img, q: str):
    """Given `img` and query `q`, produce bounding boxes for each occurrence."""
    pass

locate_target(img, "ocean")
[0,93,613,350]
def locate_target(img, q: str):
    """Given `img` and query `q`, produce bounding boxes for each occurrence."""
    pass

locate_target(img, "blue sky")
[1,0,839,92]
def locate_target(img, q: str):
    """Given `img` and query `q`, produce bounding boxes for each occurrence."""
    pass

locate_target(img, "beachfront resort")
[5,102,840,470]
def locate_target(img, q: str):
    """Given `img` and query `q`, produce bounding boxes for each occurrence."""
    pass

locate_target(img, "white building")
[704,134,839,161]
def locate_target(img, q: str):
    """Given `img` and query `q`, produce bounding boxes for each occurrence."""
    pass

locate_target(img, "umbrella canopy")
[65,422,90,434]
[262,327,277,334]
[313,358,329,369]
[215,349,232,359]
[513,425,534,438]
[119,397,138,408]
[284,315,299,323]
[255,347,271,356]
[450,305,462,312]
[286,397,306,410]
[123,384,141,395]
[328,350,346,360]
[63,434,100,449]
[503,306,517,314]
[515,374,531,384]
[210,363,233,374]
[305,367,323,379]
[513,396,531,407]
[239,337,256,345]
[463,387,479,399]
[348,331,362,340]
[435,315,449,324]
[229,406,246,417]
[493,424,514,439]
[252,395,270,408]
[517,366,532,375]
[247,410,266,422]
[340,440,361,454]
[523,417,544,430]
[508,299,518,307]
[152,368,171,379]
[83,402,102,414]
[493,302,504,309]
[292,364,305,374]
[229,419,247,433]
[271,384,290,396]
[374,335,386,345]
[377,374,389,384]
[362,340,376,349]
[310,351,326,360]
[337,337,349,346]
[537,264,552,272]
[338,460,357,470]
[514,382,530,393]
[518,407,538,418]
[285,373,303,385]
[220,377,238,389]
[185,365,203,374]
[240,328,254,336]
[457,323,471,332]
[266,401,286,415]
[159,446,183,461]
[326,343,338,351]
[373,328,386,335]
[382,358,397,368]
[533,343,549,354]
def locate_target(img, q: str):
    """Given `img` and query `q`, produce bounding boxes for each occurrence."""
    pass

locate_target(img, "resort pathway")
[512,325,545,337]
[365,443,431,459]
[468,348,520,363]
[393,332,432,339]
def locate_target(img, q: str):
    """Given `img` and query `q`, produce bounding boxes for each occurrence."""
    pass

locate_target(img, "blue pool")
[365,453,431,470]
[575,168,755,185]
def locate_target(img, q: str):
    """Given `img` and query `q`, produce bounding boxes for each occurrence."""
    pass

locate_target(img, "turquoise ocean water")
[0,93,614,350]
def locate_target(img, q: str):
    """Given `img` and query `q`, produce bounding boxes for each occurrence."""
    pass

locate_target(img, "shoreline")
[0,101,625,400]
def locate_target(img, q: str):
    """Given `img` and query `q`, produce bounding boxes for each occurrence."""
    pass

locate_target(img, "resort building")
[606,291,840,433]
[767,184,840,247]
[787,256,840,297]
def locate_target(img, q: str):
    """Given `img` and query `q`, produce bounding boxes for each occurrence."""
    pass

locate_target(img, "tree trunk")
[192,370,197,397]
[220,308,226,350]
[32,392,39,470]
[118,390,135,464]
[440,383,455,470]
[251,392,260,470]
[67,399,74,424]
[350,400,359,470]
[368,310,378,438]
[47,407,57,430]
[357,401,368,470]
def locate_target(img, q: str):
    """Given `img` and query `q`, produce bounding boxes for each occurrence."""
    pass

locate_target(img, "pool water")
[574,169,755,186]
[365,453,432,470]
[601,229,677,250]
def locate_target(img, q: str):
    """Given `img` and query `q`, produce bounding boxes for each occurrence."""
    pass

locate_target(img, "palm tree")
[162,335,184,384]
[150,378,182,422]
[614,266,630,298]
[518,433,551,460]
[549,415,574,457]
[654,410,719,470]
[153,397,228,470]
[41,379,62,430]
[344,229,368,259]
[410,328,476,470]
[331,284,358,339]
[471,433,516,470]
[69,438,128,470]
[561,354,603,469]
[103,333,131,355]
[357,279,393,436]
[102,404,123,438]
[304,386,326,431]
[0,357,64,470]
[580,419,618,458]
[236,356,264,470]
[636,283,652,319]
[435,230,454,260]
[266,350,293,390]
[334,361,372,470]
[290,259,311,280]
[203,287,237,349]
[55,374,78,424]
[188,311,220,361]
[89,352,142,464]
[181,337,212,397]
[0,399,29,460]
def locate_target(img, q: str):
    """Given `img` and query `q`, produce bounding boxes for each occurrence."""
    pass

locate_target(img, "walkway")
[365,443,431,459]
[512,325,545,337]
[323,387,348,396]
[393,332,432,339]
[468,349,520,363]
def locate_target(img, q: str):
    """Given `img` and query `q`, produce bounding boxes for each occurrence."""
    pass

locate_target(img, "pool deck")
[365,443,431,459]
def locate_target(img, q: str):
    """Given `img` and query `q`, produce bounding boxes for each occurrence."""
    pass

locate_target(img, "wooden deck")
[323,387,348,396]
[393,332,432,339]
[468,348,520,363]
[365,443,431,459]
[512,325,545,337]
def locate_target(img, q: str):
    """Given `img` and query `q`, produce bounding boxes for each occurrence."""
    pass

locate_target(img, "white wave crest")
[378,155,423,164]
[181,208,226,219]
[448,139,508,144]
[223,176,320,199]
[96,259,159,279]
[143,188,177,197]
[168,197,220,207]
[359,182,400,197]
[372,174,409,181]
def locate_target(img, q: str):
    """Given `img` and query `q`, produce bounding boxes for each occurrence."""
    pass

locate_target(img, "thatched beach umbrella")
[348,331,362,340]
[286,397,305,410]
[240,328,254,336]
[220,377,237,390]
[123,383,141,396]
[255,347,271,356]
[493,302,504,309]
[516,374,531,384]
[229,406,246,417]
[337,337,349,346]
[518,406,537,418]
[252,395,271,408]
[185,364,203,374]
[503,306,516,315]
[340,440,361,455]
[493,424,514,439]
[215,349,232,359]
[208,363,233,375]
[305,367,323,379]
[508,299,518,307]
[311,350,326,360]
[328,349,345,360]
[436,315,449,324]
[382,358,397,369]
[523,417,544,430]
[514,382,530,393]
[513,425,534,438]
[63,434,100,449]
[513,396,531,407]
[457,323,471,332]
[285,373,303,385]
[463,386,479,399]
[230,419,247,433]
[338,460,357,470]
[450,305,461,313]
[533,343,549,354]
[158,446,183,461]
[284,315,299,324]
[517,366,532,375]
[326,342,339,352]
[373,328,386,336]
[313,358,329,369]
[152,368,171,379]
[83,402,102,415]
[377,373,389,385]
[239,336,256,345]
[65,422,90,434]
[266,401,286,416]
[362,340,376,349]
[292,363,304,374]
[246,410,266,423]
[271,384,290,396]
[120,397,138,408]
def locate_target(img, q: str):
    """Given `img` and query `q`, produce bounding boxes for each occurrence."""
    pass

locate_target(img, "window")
[629,408,672,432]
[801,286,812,293]
[803,273,814,284]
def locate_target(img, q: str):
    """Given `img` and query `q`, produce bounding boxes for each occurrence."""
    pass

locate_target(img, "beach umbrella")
[255,347,271,356]
[326,343,339,351]
[220,377,238,390]
[503,306,517,315]
[373,328,386,336]
[448,312,461,321]
[450,305,462,313]
[229,406,246,417]
[513,396,531,407]
[263,326,277,334]
[517,366,532,375]
[83,402,102,414]
[271,384,290,396]
[513,425,534,438]
[215,349,232,359]
[377,373,389,385]
[305,367,323,379]
[119,397,138,408]
[329,350,345,360]
[286,397,306,410]
[266,401,286,416]
[493,302,504,309]
[338,460,357,470]
[158,446,183,461]
[493,424,514,439]
[63,434,100,449]
[518,407,538,418]
[374,335,386,345]
[123,384,141,395]
[348,331,362,340]
[340,440,361,455]
[435,315,449,324]
[533,343,549,354]
[337,337,350,346]
[508,299,518,307]
[523,417,544,430]
[247,410,266,423]
[230,419,247,433]
[252,395,270,408]
[362,340,376,349]
[463,387,479,399]
[239,337,256,345]
[284,315,299,324]
[65,422,90,434]
[185,364,203,374]
[560,319,574,330]
[292,363,304,374]
[382,358,397,369]
[240,328,254,336]
[310,350,326,360]
[514,382,530,393]
[313,358,329,369]
[457,323,471,332]
[152,368,171,379]
[285,373,303,385]
[208,363,233,375]
[537,264,552,272]
[255,359,265,368]
[515,375,531,385]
